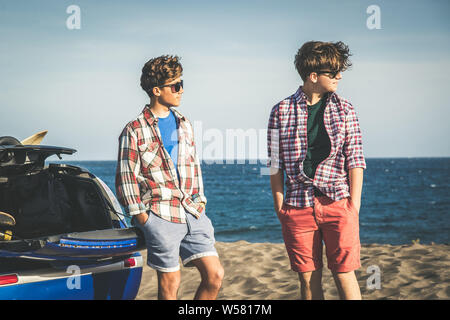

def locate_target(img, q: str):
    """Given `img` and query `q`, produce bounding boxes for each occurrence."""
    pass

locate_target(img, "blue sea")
[60,158,450,245]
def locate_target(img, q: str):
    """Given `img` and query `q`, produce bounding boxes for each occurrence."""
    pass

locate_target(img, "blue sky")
[1,0,449,160]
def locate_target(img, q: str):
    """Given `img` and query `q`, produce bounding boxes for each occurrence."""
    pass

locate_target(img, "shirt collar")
[142,105,186,126]
[293,86,308,103]
[293,86,335,105]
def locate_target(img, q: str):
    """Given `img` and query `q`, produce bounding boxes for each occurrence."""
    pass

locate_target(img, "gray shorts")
[134,210,218,272]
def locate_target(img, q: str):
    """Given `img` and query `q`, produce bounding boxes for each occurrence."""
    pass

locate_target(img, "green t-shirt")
[303,95,332,179]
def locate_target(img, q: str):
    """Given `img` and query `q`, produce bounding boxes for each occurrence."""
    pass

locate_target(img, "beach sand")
[135,241,450,300]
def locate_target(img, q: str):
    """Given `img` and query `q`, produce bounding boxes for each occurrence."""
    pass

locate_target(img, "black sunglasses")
[158,80,184,93]
[316,70,341,79]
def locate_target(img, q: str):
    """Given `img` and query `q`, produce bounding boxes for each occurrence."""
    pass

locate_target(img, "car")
[0,134,145,300]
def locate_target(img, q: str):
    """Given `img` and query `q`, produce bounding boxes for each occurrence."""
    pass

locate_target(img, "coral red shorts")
[277,196,361,273]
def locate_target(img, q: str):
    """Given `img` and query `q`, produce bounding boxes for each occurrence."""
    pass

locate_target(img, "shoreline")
[136,241,450,300]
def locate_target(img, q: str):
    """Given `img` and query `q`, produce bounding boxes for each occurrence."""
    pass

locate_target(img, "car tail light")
[124,258,136,268]
[0,274,18,285]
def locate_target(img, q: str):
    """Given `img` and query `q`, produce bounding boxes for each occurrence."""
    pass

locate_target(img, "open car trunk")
[0,164,114,239]
[0,145,144,260]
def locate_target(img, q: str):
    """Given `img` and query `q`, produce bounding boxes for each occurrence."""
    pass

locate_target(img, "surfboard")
[0,211,15,227]
[20,130,48,145]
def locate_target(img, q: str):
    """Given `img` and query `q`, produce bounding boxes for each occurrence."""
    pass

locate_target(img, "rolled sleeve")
[115,127,147,216]
[343,106,366,170]
[267,105,284,170]
[125,202,148,216]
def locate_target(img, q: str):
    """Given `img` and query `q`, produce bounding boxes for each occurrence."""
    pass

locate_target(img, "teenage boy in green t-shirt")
[267,41,366,300]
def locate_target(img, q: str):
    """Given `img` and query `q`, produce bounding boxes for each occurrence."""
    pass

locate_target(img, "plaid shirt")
[267,86,366,208]
[115,105,206,224]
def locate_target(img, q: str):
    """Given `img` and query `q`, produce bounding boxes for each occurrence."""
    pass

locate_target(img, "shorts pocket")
[277,203,289,219]
[133,212,152,232]
[347,197,359,215]
[142,212,152,227]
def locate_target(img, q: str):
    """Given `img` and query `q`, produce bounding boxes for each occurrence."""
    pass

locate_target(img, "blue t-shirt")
[157,110,179,176]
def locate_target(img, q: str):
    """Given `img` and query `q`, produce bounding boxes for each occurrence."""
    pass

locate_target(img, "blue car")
[0,140,145,299]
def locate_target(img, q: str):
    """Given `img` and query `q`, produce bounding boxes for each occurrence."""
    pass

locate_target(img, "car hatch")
[0,227,145,261]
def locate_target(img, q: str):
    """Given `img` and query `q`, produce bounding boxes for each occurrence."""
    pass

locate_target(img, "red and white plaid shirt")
[267,86,366,208]
[115,105,206,224]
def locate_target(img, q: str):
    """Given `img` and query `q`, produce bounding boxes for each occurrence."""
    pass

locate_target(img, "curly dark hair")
[294,41,352,81]
[140,55,183,97]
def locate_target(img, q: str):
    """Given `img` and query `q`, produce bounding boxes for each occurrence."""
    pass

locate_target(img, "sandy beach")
[135,241,449,300]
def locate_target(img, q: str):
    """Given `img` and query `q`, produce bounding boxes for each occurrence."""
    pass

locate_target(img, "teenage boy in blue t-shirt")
[116,55,224,300]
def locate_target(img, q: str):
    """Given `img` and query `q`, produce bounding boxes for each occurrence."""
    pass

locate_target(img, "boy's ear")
[152,86,161,97]
[309,72,318,84]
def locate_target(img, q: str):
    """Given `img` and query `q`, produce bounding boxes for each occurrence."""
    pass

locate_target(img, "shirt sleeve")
[267,105,284,169]
[343,105,366,170]
[115,126,147,216]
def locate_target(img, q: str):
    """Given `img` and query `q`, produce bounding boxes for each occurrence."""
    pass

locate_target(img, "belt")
[313,188,325,197]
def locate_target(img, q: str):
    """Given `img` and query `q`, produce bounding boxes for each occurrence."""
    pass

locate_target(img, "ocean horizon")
[49,157,450,245]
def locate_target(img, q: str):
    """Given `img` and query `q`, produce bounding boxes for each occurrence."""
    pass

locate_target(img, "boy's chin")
[172,99,182,107]
[327,87,338,93]
[166,100,181,107]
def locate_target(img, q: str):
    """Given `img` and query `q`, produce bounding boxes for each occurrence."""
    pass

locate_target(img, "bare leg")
[332,270,362,300]
[190,256,224,300]
[157,270,181,300]
[298,269,324,300]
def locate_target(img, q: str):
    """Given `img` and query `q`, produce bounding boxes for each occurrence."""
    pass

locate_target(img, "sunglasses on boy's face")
[316,70,341,79]
[158,80,184,93]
